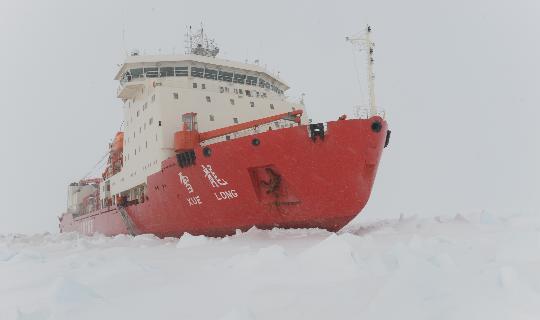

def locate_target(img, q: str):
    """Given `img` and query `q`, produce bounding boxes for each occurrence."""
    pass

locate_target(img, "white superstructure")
[100,30,306,206]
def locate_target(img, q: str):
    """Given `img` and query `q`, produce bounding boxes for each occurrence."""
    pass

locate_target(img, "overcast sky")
[0,0,538,234]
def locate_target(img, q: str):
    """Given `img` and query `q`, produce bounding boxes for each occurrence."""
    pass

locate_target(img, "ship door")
[182,113,198,132]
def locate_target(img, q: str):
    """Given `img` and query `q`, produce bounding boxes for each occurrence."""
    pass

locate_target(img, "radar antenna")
[346,25,377,117]
[185,24,220,58]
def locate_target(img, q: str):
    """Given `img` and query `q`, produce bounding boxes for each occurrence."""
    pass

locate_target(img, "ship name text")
[214,189,238,201]
[178,172,194,193]
[187,196,203,206]
[202,165,228,188]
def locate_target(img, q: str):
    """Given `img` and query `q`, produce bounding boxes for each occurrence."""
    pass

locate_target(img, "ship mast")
[346,25,377,117]
[185,24,220,58]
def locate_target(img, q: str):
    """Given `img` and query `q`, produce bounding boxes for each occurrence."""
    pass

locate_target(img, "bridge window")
[233,73,246,84]
[204,68,218,80]
[159,67,174,77]
[144,67,158,78]
[175,66,188,76]
[191,67,204,77]
[218,71,233,82]
[246,76,258,85]
[130,68,144,79]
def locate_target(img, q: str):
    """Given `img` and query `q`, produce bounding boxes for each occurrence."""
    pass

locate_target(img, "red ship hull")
[60,117,388,237]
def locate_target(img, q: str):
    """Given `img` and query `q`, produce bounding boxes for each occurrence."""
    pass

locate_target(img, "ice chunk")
[176,233,209,248]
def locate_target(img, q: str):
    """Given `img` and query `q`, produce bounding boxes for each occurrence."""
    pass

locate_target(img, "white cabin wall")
[108,80,168,197]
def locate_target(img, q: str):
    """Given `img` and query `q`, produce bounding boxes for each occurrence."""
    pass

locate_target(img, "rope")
[79,150,110,181]
[80,127,124,181]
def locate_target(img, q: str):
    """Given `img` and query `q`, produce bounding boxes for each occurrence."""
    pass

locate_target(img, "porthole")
[371,121,382,133]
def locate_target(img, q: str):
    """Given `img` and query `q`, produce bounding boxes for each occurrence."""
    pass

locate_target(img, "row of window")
[127,66,188,79]
[123,66,285,95]
[192,81,269,99]
[201,93,276,110]
[171,85,276,109]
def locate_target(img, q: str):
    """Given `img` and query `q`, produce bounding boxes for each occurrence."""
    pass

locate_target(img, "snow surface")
[1,212,540,320]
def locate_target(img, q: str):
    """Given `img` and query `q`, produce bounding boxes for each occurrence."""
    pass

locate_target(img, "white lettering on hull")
[214,189,238,201]
[178,172,194,194]
[187,196,203,206]
[81,219,94,235]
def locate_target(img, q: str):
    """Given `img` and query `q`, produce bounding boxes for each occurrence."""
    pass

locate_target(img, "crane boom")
[200,110,303,141]
[174,110,303,152]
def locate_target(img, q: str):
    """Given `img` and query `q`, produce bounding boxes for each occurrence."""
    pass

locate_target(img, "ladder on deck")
[117,206,138,236]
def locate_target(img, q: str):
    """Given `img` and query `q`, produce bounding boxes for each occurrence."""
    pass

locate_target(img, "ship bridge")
[115,54,289,100]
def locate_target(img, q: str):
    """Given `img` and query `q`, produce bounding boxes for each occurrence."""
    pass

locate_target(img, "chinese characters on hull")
[201,164,238,201]
[202,165,228,188]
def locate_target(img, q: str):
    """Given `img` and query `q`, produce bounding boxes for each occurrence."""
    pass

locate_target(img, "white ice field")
[1,211,540,320]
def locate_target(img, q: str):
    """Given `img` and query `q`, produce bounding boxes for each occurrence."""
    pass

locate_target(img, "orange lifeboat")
[102,131,124,179]
[112,132,124,153]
